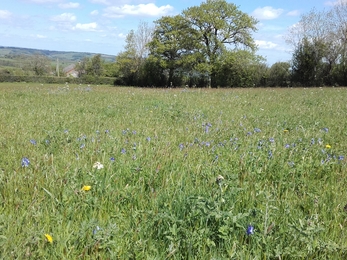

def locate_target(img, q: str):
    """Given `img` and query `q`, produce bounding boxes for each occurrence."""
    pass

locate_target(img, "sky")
[0,0,343,65]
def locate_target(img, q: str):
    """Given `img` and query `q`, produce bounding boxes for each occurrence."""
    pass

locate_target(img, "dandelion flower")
[82,185,91,191]
[283,129,289,133]
[93,162,104,170]
[325,144,331,149]
[44,234,53,243]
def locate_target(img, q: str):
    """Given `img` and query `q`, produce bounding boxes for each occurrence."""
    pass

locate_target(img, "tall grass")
[0,83,347,259]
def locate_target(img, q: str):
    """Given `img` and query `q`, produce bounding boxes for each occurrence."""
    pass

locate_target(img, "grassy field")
[0,82,347,259]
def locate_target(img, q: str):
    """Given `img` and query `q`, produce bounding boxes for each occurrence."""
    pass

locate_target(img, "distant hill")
[0,46,116,63]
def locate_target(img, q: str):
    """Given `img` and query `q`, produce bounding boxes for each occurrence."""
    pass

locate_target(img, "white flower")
[93,162,104,170]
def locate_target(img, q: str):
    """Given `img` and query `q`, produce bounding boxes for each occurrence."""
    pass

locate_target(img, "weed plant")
[0,83,347,259]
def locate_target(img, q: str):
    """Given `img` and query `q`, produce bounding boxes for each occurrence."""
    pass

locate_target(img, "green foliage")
[1,84,347,258]
[291,38,327,86]
[214,50,266,87]
[268,62,291,87]
[0,75,116,85]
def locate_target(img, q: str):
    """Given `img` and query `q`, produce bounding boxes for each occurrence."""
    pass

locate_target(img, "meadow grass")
[0,82,347,259]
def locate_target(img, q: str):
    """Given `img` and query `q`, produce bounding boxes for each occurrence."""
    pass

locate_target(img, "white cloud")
[255,40,278,49]
[23,0,61,3]
[89,0,111,5]
[252,6,284,20]
[91,10,99,15]
[73,22,98,31]
[287,10,300,16]
[50,13,76,22]
[325,0,347,6]
[58,2,80,9]
[118,33,126,38]
[0,10,12,19]
[36,34,47,38]
[104,3,173,18]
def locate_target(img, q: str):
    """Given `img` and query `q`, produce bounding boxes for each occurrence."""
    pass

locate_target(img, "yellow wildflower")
[82,185,92,191]
[325,144,331,149]
[283,129,289,133]
[45,234,53,243]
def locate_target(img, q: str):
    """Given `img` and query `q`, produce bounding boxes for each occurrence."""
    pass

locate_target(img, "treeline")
[113,0,347,87]
[1,0,347,87]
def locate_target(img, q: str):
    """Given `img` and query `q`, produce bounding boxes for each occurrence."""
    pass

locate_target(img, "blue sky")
[0,0,341,65]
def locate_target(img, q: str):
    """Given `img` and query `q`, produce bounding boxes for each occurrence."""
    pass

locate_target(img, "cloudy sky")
[0,0,342,65]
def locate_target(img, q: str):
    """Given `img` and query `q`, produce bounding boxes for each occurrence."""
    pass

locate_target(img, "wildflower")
[322,127,329,133]
[30,139,37,145]
[216,175,224,186]
[285,144,290,149]
[93,226,101,236]
[204,123,212,133]
[21,157,30,167]
[254,128,261,133]
[311,138,315,145]
[146,137,151,142]
[93,162,104,170]
[121,148,126,154]
[179,143,184,151]
[325,144,331,149]
[64,129,69,134]
[338,155,344,161]
[268,150,273,159]
[288,161,294,167]
[44,234,53,243]
[80,143,85,149]
[110,157,115,162]
[283,129,289,133]
[269,137,275,143]
[105,129,110,134]
[246,225,254,235]
[82,185,91,191]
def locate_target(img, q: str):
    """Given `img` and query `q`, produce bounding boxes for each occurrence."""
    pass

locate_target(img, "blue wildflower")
[247,132,252,136]
[285,144,290,149]
[121,148,126,154]
[254,128,261,133]
[322,127,329,133]
[269,137,274,143]
[246,225,254,235]
[80,143,85,149]
[268,150,273,159]
[132,130,137,135]
[45,139,50,144]
[146,137,151,142]
[311,138,315,145]
[21,157,30,167]
[93,226,101,236]
[30,139,37,145]
[179,143,184,151]
[64,129,69,134]
[110,157,115,162]
[338,155,344,161]
[288,161,294,167]
[105,130,110,134]
[204,123,212,133]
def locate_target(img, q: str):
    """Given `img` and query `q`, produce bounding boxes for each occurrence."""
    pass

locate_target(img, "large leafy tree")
[148,15,203,86]
[182,0,258,87]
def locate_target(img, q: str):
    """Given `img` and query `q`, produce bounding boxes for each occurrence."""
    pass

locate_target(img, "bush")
[0,75,117,85]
